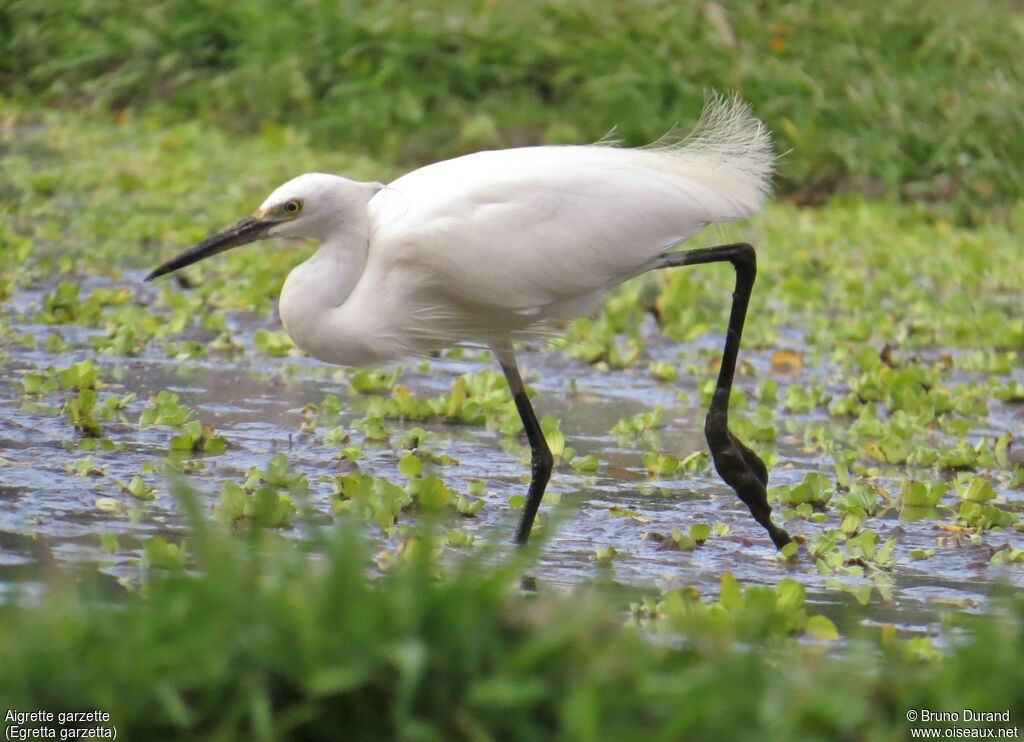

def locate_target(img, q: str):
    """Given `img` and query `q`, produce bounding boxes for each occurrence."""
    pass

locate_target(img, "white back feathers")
[360,93,776,337]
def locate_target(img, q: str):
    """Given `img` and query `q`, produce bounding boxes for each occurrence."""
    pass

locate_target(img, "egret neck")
[279,192,372,366]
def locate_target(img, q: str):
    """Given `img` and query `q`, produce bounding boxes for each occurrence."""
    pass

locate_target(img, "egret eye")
[283,200,302,216]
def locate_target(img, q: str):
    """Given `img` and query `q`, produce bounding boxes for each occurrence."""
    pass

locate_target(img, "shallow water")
[1,269,1021,635]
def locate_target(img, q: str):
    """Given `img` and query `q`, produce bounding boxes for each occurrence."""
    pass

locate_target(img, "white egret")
[146,94,792,549]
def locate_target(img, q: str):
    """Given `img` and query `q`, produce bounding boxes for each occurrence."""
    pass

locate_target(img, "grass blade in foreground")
[0,487,1021,741]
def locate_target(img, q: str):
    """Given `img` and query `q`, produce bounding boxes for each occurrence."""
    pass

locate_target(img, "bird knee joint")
[729,243,756,275]
[532,448,553,473]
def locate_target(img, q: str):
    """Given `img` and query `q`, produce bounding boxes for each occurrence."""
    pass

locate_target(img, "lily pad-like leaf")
[805,614,839,641]
[142,537,186,570]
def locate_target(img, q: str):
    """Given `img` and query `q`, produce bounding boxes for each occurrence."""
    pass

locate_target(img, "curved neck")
[279,221,370,361]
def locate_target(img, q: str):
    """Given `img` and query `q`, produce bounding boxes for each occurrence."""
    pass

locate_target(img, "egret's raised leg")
[493,344,553,545]
[648,242,792,549]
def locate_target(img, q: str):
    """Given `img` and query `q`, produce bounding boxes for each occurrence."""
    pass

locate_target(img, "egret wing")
[367,95,772,321]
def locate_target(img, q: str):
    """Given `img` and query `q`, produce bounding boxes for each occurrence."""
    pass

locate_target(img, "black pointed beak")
[145,216,274,282]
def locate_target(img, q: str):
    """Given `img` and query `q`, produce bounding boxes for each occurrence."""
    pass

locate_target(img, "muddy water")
[1,271,1021,634]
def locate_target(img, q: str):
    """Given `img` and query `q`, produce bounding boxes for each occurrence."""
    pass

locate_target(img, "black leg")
[493,344,553,545]
[648,243,792,549]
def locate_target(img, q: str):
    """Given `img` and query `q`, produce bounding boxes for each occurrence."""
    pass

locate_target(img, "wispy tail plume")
[645,91,776,219]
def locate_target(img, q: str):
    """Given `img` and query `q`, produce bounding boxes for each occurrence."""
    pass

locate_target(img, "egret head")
[145,173,383,282]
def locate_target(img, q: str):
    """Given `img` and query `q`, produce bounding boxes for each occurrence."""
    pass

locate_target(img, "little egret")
[146,94,792,549]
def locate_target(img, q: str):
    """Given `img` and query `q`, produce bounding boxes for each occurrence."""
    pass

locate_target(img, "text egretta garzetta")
[146,94,792,550]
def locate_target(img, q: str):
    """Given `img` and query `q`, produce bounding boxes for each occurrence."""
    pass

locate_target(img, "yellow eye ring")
[283,200,302,216]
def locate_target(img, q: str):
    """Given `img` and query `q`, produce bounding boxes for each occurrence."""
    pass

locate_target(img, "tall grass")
[3,0,1022,203]
[0,488,1021,740]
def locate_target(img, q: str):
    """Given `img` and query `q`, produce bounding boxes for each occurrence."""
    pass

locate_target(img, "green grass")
[0,489,1021,741]
[3,0,1023,208]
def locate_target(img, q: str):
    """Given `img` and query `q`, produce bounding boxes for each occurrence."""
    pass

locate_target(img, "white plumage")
[271,94,773,366]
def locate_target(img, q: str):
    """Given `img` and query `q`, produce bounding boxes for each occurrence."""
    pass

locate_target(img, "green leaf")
[689,523,711,543]
[203,435,228,455]
[263,453,292,485]
[846,530,878,560]
[775,578,805,613]
[169,434,193,451]
[119,475,154,500]
[780,541,799,559]
[247,487,294,528]
[142,537,186,569]
[874,537,896,567]
[456,495,484,516]
[414,476,451,510]
[398,454,423,478]
[991,547,1023,564]
[960,476,996,503]
[569,453,600,472]
[648,360,677,381]
[351,367,400,394]
[719,572,743,610]
[94,497,121,513]
[805,615,839,641]
[900,480,946,508]
[546,428,566,458]
[669,528,695,550]
[218,481,247,521]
